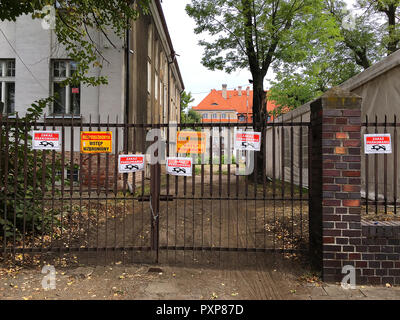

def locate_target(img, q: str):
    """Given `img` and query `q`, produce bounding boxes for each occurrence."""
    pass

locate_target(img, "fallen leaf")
[211,292,218,300]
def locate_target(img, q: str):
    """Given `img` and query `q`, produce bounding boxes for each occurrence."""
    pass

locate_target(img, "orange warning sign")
[177,131,206,154]
[81,131,112,154]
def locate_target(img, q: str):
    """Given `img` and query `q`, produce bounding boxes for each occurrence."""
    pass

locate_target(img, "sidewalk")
[0,262,399,300]
[294,283,400,300]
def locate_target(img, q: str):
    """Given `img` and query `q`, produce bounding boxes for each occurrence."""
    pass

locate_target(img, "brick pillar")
[309,87,362,282]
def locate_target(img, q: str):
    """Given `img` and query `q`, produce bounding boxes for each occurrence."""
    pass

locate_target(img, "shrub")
[0,98,63,240]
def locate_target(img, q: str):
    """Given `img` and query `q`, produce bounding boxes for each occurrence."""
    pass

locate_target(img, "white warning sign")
[32,131,60,150]
[166,157,192,177]
[234,131,261,151]
[118,155,145,173]
[364,134,392,154]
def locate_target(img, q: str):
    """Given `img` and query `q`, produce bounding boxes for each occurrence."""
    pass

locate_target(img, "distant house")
[192,84,278,123]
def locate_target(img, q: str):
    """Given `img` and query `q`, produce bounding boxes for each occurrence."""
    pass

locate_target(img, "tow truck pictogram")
[371,145,386,151]
[39,141,55,148]
[172,167,186,174]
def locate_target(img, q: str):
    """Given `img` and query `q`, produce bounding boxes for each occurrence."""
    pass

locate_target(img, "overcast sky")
[161,0,357,107]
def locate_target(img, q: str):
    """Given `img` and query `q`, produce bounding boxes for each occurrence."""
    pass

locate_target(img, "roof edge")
[341,50,400,91]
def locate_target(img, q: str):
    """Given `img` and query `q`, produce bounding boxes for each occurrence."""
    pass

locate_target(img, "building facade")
[192,84,277,123]
[0,0,183,127]
[0,0,184,187]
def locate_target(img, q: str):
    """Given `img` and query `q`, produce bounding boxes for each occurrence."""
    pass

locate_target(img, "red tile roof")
[192,88,278,116]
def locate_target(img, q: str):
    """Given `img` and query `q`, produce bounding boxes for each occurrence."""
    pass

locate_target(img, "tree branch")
[90,7,118,49]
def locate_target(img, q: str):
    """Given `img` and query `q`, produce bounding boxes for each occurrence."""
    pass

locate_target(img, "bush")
[0,98,63,240]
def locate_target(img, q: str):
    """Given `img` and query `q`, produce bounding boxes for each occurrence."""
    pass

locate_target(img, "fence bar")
[394,115,398,215]
[0,118,315,266]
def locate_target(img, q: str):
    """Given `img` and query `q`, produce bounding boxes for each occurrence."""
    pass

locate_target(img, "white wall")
[0,15,125,121]
[0,15,126,152]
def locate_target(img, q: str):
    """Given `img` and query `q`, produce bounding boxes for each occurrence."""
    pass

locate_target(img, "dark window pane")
[53,82,66,114]
[6,61,15,77]
[54,61,66,78]
[5,82,15,113]
[70,61,78,76]
[0,83,3,114]
[66,168,79,182]
[70,85,80,115]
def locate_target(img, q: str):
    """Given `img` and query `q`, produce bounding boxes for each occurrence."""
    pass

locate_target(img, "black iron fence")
[0,115,311,267]
[362,115,399,217]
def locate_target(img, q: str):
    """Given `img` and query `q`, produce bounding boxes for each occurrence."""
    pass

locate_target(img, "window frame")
[0,59,16,114]
[51,59,81,116]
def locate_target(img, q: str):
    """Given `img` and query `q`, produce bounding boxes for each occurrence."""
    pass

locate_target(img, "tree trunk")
[251,74,266,183]
[386,4,398,54]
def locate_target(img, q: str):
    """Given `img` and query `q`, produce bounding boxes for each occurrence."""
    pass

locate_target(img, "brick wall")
[64,152,143,190]
[309,87,363,282]
[358,221,400,285]
[310,87,400,286]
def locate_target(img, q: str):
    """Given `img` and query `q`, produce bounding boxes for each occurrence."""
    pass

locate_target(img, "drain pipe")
[125,19,130,124]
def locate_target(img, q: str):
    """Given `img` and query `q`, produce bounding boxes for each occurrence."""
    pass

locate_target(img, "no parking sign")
[118,155,145,173]
[364,134,392,154]
[166,157,192,177]
[234,131,261,151]
[32,131,60,150]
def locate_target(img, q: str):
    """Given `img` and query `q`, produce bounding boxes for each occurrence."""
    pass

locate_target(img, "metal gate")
[0,116,311,267]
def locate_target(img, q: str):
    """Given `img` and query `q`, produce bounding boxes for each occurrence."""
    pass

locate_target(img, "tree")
[326,0,380,68]
[268,32,365,110]
[180,91,201,123]
[356,0,400,55]
[269,0,385,110]
[187,0,338,181]
[0,0,150,87]
[186,0,338,129]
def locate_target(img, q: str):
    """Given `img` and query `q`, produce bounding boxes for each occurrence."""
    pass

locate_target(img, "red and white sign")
[71,88,80,94]
[166,157,192,176]
[234,131,261,151]
[32,131,60,150]
[364,134,392,154]
[118,154,145,173]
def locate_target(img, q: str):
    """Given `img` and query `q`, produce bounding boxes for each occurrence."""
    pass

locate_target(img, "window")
[52,60,80,115]
[222,113,226,119]
[0,59,16,114]
[212,113,217,119]
[155,73,159,100]
[147,61,152,95]
[202,113,208,119]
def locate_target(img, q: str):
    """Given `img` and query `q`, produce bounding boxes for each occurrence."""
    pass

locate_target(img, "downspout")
[167,51,175,124]
[126,1,134,194]
[125,0,136,124]
[125,19,130,124]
